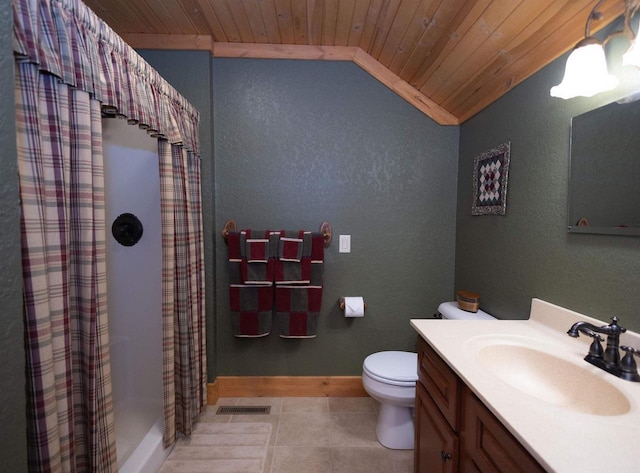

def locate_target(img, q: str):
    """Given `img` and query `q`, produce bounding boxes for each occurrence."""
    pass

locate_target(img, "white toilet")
[362,301,495,450]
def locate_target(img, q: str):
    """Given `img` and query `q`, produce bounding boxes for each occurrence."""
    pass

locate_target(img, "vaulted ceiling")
[82,0,626,124]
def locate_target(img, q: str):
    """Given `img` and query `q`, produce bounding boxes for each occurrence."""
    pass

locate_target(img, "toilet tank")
[437,301,495,320]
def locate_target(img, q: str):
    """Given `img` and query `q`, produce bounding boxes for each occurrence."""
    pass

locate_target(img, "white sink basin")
[412,300,640,472]
[474,341,630,416]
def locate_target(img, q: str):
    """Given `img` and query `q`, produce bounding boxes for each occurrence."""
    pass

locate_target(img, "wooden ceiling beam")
[123,33,458,125]
[352,49,458,125]
[212,42,358,60]
[121,33,213,50]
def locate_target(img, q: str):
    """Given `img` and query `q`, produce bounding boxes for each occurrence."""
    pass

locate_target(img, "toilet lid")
[363,351,417,386]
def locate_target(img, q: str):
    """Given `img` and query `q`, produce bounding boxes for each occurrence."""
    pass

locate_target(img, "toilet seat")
[363,351,417,387]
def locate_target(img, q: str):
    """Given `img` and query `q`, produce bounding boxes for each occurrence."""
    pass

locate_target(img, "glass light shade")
[550,41,619,99]
[622,20,640,67]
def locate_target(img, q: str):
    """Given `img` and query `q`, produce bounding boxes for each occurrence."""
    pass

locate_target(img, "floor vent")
[216,406,271,415]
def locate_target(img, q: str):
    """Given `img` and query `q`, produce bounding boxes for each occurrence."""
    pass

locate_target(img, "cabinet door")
[415,382,458,473]
[460,388,546,473]
[417,338,461,430]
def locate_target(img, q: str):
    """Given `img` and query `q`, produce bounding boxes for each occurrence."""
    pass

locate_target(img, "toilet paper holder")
[339,297,366,312]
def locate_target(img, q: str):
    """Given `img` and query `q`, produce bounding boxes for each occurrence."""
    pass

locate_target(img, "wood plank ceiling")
[83,0,626,124]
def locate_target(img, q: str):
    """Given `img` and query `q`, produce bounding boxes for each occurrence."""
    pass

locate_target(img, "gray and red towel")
[227,230,279,337]
[227,229,324,338]
[274,231,324,338]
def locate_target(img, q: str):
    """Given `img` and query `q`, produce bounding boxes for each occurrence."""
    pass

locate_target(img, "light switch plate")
[339,235,351,253]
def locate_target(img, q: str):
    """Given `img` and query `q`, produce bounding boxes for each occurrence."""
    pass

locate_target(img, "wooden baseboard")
[207,376,368,404]
[207,380,220,405]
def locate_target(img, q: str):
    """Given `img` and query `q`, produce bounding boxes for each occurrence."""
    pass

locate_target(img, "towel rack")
[320,221,332,248]
[222,220,332,248]
[221,220,238,240]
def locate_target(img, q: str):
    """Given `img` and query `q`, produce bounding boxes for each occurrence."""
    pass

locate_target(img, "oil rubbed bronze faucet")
[567,317,640,382]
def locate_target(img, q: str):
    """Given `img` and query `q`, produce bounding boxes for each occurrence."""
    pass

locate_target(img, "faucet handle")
[619,346,639,374]
[584,329,604,358]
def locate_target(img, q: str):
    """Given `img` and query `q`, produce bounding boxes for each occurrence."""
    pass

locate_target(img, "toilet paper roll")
[343,297,365,317]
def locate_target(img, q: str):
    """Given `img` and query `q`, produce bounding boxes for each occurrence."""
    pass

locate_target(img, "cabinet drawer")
[417,337,461,430]
[460,388,546,473]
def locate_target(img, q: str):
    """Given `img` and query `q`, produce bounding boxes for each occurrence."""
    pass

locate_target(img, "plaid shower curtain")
[14,0,206,471]
[16,62,117,472]
[159,141,207,446]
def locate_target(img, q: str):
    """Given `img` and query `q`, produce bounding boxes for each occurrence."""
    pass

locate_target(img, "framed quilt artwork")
[472,142,511,216]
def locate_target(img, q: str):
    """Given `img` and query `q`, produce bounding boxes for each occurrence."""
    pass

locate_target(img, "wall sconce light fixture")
[551,0,640,99]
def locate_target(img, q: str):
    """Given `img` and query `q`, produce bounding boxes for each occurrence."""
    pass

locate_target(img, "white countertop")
[410,298,640,473]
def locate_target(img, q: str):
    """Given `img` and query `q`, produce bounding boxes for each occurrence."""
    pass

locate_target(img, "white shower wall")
[102,117,164,470]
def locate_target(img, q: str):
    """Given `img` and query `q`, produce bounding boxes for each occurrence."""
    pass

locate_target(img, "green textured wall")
[213,59,459,375]
[0,0,27,469]
[456,33,640,331]
[137,50,218,378]
[140,30,640,380]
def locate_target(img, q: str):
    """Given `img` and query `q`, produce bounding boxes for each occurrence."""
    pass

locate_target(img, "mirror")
[568,98,640,236]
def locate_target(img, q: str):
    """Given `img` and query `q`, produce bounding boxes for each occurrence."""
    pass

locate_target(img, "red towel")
[228,229,324,338]
[275,232,324,338]
[227,230,276,337]
[229,284,274,337]
[240,230,277,285]
[274,230,314,284]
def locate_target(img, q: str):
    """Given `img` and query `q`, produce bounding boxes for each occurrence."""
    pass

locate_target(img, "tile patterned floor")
[162,396,414,473]
[159,421,271,472]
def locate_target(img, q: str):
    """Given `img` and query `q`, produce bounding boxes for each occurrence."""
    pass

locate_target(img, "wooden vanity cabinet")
[415,338,546,473]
